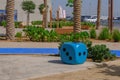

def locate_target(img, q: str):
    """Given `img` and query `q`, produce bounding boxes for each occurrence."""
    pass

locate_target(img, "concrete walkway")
[0,41,120,50]
[0,55,96,80]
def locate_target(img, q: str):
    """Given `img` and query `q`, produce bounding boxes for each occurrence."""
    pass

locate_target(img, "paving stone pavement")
[0,55,96,80]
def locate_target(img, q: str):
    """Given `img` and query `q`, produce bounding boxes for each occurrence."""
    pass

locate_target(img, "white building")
[0,0,51,22]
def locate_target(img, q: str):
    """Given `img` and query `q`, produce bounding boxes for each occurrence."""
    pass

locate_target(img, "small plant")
[15,32,22,41]
[52,22,57,28]
[112,29,120,42]
[15,21,22,28]
[98,28,110,40]
[47,30,58,42]
[90,28,96,39]
[79,31,89,42]
[15,32,22,38]
[59,22,63,28]
[88,44,116,62]
[50,21,74,28]
[73,32,81,42]
[23,25,59,42]
[0,20,7,27]
[81,22,95,28]
[59,34,71,42]
[31,21,42,25]
[23,26,42,41]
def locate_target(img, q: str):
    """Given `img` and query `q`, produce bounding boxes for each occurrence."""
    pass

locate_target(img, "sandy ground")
[29,59,120,80]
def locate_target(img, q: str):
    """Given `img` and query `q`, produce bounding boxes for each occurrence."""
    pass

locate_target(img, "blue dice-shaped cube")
[60,42,87,64]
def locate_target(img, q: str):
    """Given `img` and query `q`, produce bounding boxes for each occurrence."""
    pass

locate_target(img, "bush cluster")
[88,44,116,62]
[98,28,110,40]
[48,21,74,28]
[15,21,22,28]
[0,20,7,27]
[23,25,90,42]
[48,21,95,29]
[81,22,95,28]
[15,32,22,38]
[0,21,22,28]
[98,28,120,42]
[23,26,58,42]
[89,28,96,39]
[31,21,42,25]
[112,29,120,42]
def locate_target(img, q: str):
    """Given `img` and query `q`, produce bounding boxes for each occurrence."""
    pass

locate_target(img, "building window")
[0,10,17,22]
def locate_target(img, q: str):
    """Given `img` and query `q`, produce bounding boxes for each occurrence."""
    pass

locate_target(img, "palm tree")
[22,0,36,26]
[73,0,81,33]
[108,0,113,33]
[6,0,15,40]
[44,0,48,28]
[67,0,81,33]
[96,0,101,29]
[38,4,45,27]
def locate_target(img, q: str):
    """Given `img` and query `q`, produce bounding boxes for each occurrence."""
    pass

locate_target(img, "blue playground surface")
[0,48,119,57]
[0,48,58,54]
[111,50,120,57]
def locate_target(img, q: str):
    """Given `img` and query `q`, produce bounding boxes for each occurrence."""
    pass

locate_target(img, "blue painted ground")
[0,48,59,54]
[0,48,119,57]
[111,50,120,57]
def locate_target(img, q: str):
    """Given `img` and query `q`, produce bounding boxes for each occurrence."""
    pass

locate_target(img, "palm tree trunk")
[6,0,15,40]
[73,0,81,33]
[27,12,30,26]
[42,11,45,28]
[108,0,113,33]
[96,0,101,29]
[44,0,48,28]
[50,7,52,28]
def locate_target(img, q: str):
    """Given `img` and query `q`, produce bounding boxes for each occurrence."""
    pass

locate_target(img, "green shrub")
[59,31,89,42]
[59,21,73,26]
[58,31,89,42]
[15,32,22,38]
[108,33,113,41]
[59,22,63,28]
[31,21,42,25]
[81,22,95,28]
[23,25,59,42]
[50,21,74,28]
[15,21,22,28]
[79,31,89,41]
[65,21,74,26]
[47,30,58,42]
[90,28,96,39]
[0,21,22,28]
[23,26,43,41]
[58,34,71,42]
[112,29,120,42]
[52,22,57,28]
[0,20,7,27]
[98,28,110,40]
[73,32,81,42]
[88,44,116,62]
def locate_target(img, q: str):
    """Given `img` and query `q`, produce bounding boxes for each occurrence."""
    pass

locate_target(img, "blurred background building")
[0,0,51,22]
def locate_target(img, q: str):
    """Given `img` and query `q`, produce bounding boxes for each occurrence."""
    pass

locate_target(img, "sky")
[51,0,120,17]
